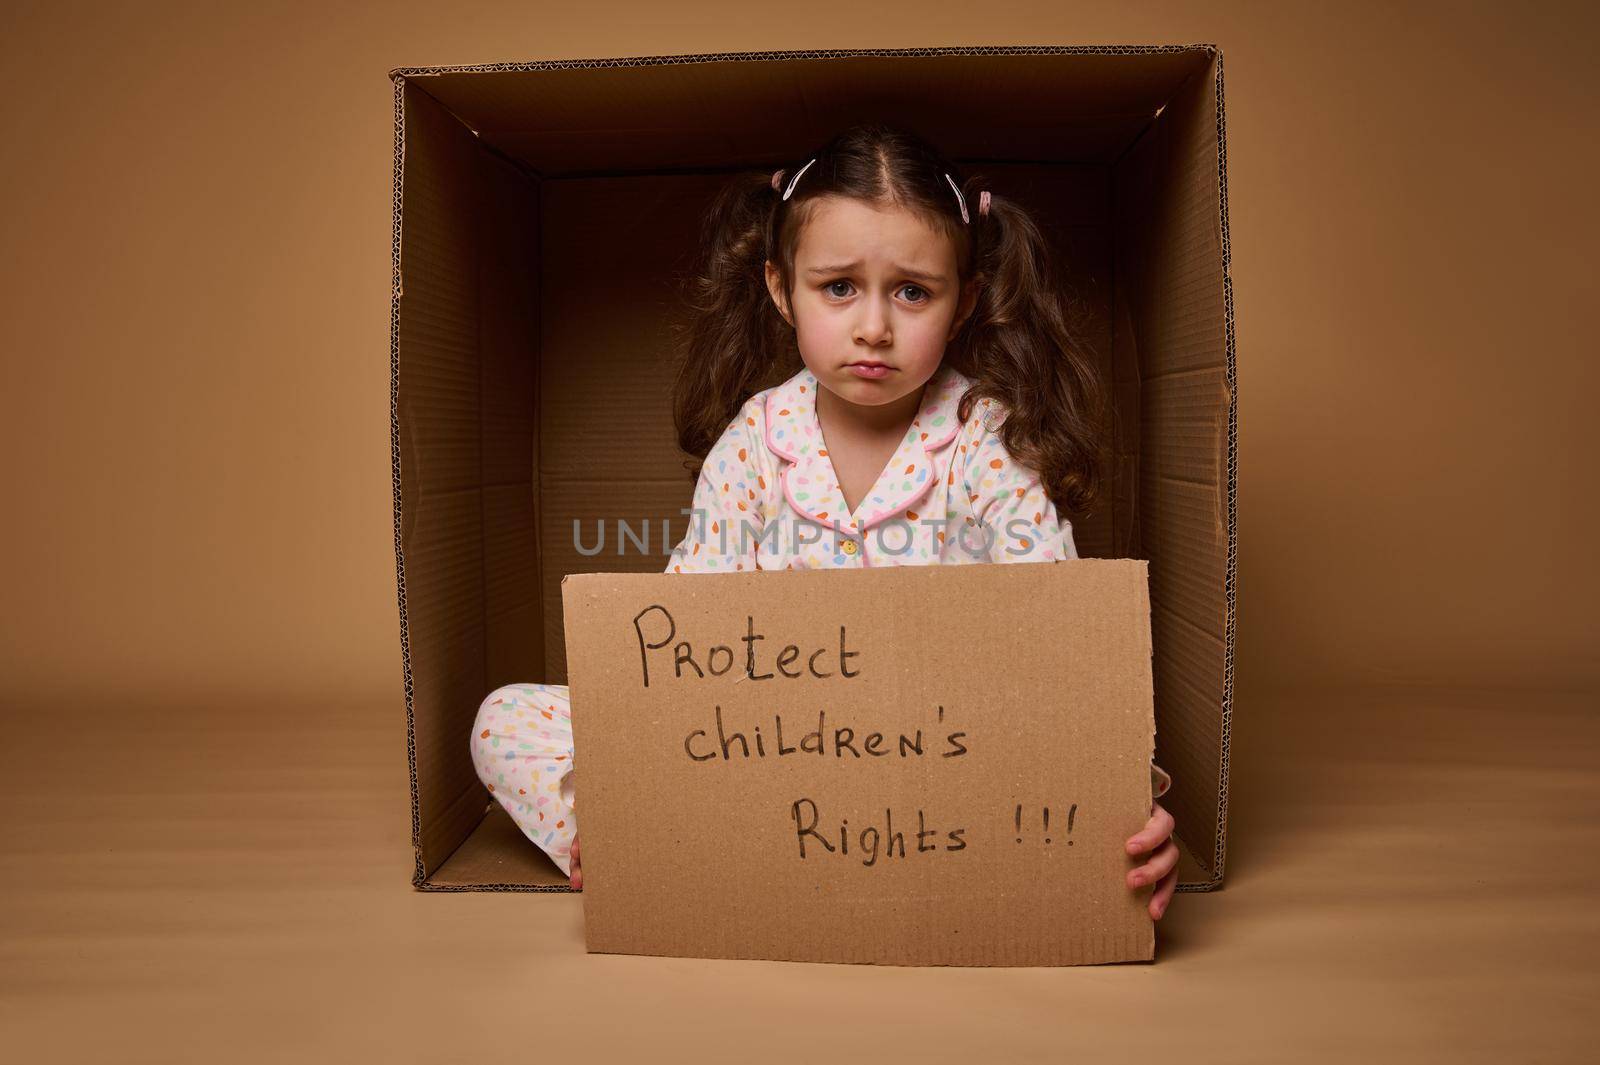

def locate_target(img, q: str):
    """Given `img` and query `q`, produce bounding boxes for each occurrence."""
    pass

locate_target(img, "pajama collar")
[764,363,970,534]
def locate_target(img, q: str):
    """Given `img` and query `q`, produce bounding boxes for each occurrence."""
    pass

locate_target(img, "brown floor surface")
[1,684,1594,1062]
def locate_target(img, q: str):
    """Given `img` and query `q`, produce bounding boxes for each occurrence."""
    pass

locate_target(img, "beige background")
[1,1,1595,1061]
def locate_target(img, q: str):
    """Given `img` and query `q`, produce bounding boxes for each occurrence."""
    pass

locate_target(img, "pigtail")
[950,187,1108,516]
[668,171,800,475]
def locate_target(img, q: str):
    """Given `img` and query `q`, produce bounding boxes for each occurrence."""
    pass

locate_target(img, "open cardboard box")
[389,45,1237,895]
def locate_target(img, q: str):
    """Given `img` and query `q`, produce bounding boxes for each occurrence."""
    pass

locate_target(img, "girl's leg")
[468,683,577,875]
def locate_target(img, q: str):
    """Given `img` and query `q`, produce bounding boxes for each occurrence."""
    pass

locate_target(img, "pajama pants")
[469,683,578,876]
[470,682,1176,881]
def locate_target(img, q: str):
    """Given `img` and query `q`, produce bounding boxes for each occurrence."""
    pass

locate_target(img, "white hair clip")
[944,172,969,224]
[783,158,817,201]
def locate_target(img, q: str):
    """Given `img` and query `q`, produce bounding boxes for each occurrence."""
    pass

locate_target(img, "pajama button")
[841,539,858,555]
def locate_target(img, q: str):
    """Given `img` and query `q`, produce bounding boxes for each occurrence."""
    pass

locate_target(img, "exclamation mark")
[1044,806,1051,844]
[1067,803,1077,846]
[1014,804,1023,843]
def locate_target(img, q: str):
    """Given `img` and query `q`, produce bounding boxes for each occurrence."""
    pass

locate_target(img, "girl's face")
[766,195,977,415]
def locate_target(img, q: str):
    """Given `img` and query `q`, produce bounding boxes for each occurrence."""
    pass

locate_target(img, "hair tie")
[770,168,786,192]
[978,190,991,218]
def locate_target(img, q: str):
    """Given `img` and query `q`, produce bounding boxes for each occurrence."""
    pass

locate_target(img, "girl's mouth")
[846,363,893,379]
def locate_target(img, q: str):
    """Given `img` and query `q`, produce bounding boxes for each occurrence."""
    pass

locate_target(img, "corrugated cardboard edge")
[388,71,426,889]
[1180,48,1235,894]
[386,42,1222,81]
[387,43,1237,893]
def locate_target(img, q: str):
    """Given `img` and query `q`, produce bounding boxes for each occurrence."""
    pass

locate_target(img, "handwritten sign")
[561,559,1157,966]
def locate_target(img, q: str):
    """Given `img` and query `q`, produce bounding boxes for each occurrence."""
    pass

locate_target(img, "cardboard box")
[562,561,1162,966]
[389,45,1237,895]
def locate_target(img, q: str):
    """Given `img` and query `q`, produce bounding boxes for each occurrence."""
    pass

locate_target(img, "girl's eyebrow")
[805,261,947,284]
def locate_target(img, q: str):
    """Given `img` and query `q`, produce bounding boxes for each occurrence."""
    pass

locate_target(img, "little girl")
[470,124,1179,919]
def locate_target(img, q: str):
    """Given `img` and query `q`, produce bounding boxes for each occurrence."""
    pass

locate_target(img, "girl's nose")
[853,300,893,346]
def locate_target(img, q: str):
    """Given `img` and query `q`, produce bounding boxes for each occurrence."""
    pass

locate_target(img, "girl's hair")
[668,122,1108,515]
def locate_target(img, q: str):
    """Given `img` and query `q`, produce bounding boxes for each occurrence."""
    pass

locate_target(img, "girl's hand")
[1125,800,1178,919]
[569,834,583,891]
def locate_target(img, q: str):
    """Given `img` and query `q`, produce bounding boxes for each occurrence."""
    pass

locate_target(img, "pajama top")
[665,362,1080,572]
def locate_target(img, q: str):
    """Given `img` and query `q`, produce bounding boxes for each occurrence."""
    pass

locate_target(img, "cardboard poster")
[560,559,1157,966]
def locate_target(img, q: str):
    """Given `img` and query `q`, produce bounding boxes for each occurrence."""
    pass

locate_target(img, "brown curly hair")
[667,122,1107,515]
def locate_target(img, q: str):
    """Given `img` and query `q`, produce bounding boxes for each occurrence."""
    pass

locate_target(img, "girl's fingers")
[1124,801,1176,856]
[570,836,583,890]
[1149,865,1179,920]
[1126,838,1179,889]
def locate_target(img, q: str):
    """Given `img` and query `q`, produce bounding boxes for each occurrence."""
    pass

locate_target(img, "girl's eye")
[822,281,931,304]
